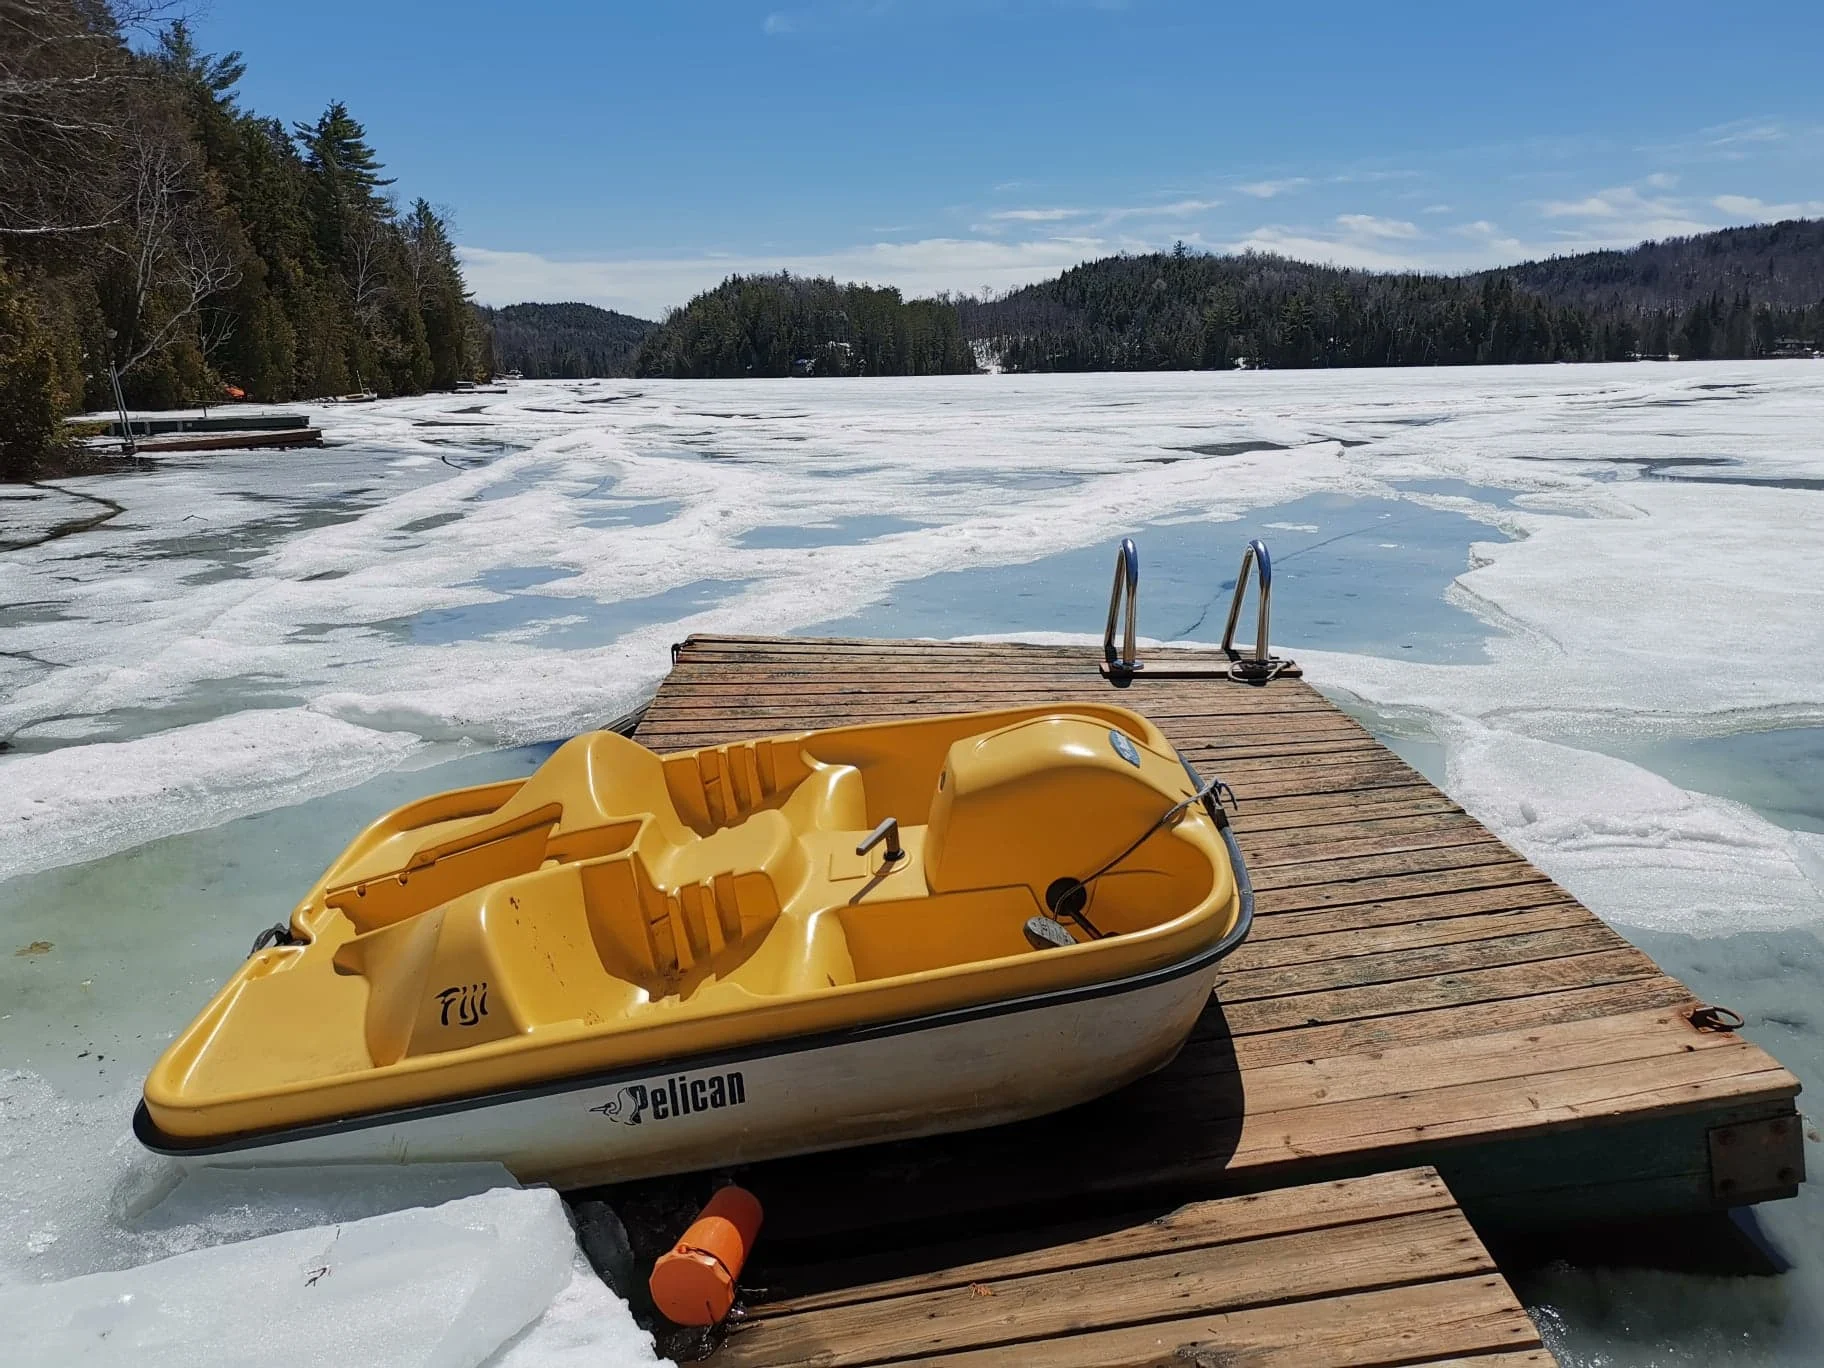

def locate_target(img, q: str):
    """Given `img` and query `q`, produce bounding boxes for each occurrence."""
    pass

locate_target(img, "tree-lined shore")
[962,226,1824,373]
[1,2,478,477]
[5,0,1819,481]
[533,223,1824,382]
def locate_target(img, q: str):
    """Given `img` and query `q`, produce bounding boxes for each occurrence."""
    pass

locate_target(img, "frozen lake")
[3,363,1822,1365]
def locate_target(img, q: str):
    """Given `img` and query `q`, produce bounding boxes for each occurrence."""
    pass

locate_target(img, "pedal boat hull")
[135,926,1232,1186]
[137,703,1251,1186]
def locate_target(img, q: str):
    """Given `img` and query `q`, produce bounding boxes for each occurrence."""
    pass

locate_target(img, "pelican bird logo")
[590,1084,649,1126]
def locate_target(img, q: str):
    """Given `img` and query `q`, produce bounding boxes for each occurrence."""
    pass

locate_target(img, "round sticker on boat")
[1108,729,1141,767]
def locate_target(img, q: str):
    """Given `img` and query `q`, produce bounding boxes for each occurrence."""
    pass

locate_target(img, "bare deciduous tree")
[0,0,187,237]
[342,205,389,324]
[106,110,239,373]
[197,299,235,364]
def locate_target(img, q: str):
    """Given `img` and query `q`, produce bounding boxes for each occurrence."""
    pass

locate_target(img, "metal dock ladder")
[1102,535,1297,682]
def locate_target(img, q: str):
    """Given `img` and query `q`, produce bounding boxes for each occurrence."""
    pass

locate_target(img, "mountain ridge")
[958,219,1824,371]
[481,219,1824,378]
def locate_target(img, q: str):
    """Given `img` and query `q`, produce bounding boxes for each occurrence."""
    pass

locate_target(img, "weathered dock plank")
[624,636,1804,1243]
[716,1169,1552,1368]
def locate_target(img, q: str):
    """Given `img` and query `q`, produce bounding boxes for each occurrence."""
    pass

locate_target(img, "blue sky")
[196,0,1824,318]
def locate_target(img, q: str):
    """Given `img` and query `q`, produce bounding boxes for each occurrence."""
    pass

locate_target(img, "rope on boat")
[1038,774,1240,943]
[248,922,303,956]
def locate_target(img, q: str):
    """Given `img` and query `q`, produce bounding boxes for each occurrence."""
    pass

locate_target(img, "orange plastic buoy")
[648,1185,764,1325]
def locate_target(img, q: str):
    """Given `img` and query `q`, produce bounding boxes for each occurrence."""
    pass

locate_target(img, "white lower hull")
[140,960,1220,1188]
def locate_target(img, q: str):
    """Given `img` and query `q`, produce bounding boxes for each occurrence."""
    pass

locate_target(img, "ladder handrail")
[1221,539,1273,664]
[1103,537,1139,673]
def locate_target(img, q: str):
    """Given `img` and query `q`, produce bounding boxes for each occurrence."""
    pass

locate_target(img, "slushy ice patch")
[0,1073,666,1367]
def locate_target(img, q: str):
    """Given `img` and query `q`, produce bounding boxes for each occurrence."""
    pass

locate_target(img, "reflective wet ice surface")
[817,492,1508,663]
[4,365,1823,1364]
[1605,729,1824,836]
[1,744,560,1100]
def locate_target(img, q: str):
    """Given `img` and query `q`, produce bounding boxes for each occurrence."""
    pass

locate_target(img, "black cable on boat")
[248,922,303,956]
[1033,772,1241,947]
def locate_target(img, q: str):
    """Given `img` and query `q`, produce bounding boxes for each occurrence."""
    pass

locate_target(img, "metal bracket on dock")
[1708,1113,1806,1204]
[1099,535,1298,683]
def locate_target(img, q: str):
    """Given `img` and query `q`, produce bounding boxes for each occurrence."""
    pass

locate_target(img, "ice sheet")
[0,1071,510,1283]
[4,1185,576,1367]
[0,1071,666,1367]
[9,362,1824,1367]
[10,364,1819,891]
[0,709,421,883]
[490,1254,667,1368]
[1422,718,1824,936]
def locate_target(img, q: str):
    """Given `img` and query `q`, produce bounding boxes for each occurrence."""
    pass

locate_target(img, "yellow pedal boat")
[137,704,1250,1186]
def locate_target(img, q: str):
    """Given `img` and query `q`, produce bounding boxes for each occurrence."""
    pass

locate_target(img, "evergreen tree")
[154,19,246,102]
[293,101,395,203]
[0,256,67,479]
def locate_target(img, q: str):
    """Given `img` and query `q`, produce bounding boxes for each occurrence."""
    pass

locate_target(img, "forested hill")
[1496,219,1824,311]
[1,4,477,478]
[962,226,1824,373]
[477,302,655,378]
[634,274,975,378]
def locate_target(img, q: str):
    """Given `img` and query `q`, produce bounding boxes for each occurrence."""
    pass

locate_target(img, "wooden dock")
[717,1168,1551,1368]
[623,635,1805,1250]
[129,426,323,452]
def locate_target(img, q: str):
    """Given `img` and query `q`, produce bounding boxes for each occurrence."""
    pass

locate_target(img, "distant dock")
[82,412,323,452]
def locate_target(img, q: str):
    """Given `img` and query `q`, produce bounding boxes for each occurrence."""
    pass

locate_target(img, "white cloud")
[1541,196,1614,218]
[1638,118,1819,163]
[1105,198,1221,220]
[1226,226,1433,273]
[1451,220,1527,255]
[1235,178,1310,199]
[1712,193,1824,221]
[1642,172,1680,189]
[762,11,796,34]
[977,198,1221,234]
[1538,184,1714,241]
[1700,120,1791,149]
[458,236,1125,317]
[1335,213,1420,240]
[1229,215,1599,274]
[988,198,1219,226]
[1329,169,1422,184]
[1421,203,1453,214]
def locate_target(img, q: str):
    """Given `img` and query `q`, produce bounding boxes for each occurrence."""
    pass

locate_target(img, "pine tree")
[155,20,246,102]
[293,101,394,204]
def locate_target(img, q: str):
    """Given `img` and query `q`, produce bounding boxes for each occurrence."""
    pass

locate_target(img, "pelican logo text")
[436,982,489,1027]
[591,1070,746,1126]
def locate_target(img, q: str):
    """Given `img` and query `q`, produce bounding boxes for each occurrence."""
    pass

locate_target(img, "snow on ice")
[5,361,1824,1362]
